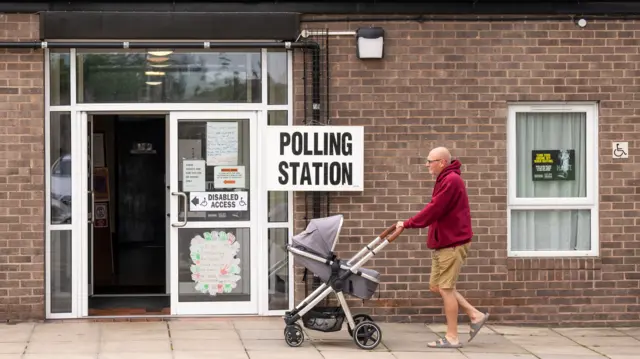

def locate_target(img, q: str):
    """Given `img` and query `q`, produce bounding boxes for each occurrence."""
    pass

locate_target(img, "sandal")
[468,312,490,342]
[427,337,463,349]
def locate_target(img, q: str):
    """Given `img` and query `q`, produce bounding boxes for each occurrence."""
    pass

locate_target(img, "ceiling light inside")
[148,50,173,57]
[146,81,162,86]
[150,63,170,68]
[145,71,165,76]
[147,56,169,63]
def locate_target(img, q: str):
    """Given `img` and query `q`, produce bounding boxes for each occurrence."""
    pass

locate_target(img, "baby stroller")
[282,214,403,350]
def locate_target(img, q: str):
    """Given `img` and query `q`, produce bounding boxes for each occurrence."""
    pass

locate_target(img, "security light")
[355,27,385,59]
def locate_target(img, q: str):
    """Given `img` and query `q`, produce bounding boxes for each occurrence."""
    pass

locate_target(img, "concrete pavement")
[0,317,638,358]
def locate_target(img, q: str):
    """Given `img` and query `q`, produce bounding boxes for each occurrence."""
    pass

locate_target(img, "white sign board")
[214,166,246,189]
[207,122,238,165]
[612,142,629,159]
[263,126,364,191]
[189,191,248,212]
[183,160,206,192]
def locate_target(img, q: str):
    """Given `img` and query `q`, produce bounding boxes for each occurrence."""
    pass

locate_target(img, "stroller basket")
[301,306,345,333]
[282,215,405,350]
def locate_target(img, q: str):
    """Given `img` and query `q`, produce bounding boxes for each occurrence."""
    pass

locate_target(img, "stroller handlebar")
[379,224,404,243]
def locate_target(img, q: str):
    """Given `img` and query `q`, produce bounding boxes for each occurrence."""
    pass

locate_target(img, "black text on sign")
[264,126,364,192]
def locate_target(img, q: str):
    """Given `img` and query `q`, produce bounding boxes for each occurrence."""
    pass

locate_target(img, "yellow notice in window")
[533,153,553,164]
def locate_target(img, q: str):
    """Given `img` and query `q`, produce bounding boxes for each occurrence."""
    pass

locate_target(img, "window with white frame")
[507,103,599,257]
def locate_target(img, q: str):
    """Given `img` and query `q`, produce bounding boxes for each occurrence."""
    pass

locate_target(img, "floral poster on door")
[189,230,241,295]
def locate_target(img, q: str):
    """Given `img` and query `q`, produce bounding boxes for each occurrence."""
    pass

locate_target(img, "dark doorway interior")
[90,114,168,316]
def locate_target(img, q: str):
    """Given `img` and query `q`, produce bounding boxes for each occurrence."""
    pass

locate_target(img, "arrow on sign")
[191,196,200,207]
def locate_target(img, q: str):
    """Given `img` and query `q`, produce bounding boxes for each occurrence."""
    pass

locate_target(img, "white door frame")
[46,48,295,320]
[169,111,259,315]
[76,108,284,318]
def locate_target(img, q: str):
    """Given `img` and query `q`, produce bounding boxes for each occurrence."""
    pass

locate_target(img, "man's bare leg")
[454,290,485,324]
[440,288,460,343]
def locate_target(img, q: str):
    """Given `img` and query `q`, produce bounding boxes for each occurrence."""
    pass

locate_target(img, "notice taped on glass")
[531,149,575,181]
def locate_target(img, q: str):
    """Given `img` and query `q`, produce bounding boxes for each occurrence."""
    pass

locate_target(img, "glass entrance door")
[169,111,258,315]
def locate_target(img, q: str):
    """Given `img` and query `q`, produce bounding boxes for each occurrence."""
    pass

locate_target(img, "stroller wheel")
[352,321,382,350]
[347,314,374,337]
[284,324,304,347]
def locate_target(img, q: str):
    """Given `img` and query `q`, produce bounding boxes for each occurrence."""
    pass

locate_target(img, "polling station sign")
[263,126,364,191]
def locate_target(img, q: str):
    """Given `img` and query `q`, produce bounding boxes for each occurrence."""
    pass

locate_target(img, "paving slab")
[100,329,169,341]
[247,349,323,359]
[489,325,559,337]
[519,344,602,356]
[554,327,627,337]
[506,334,579,347]
[0,343,26,355]
[169,320,234,331]
[586,345,640,356]
[174,351,249,359]
[100,340,172,353]
[312,338,389,352]
[321,352,396,359]
[173,350,249,359]
[460,343,531,355]
[463,354,538,359]
[616,327,640,339]
[25,340,99,354]
[570,335,640,347]
[393,352,468,359]
[0,320,639,357]
[534,355,607,359]
[172,338,245,351]
[23,355,96,359]
[0,324,33,344]
[99,354,172,359]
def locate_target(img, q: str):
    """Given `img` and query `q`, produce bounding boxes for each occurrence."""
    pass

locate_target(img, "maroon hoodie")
[403,159,473,250]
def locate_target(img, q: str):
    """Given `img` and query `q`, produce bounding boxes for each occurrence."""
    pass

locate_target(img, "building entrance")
[82,111,261,316]
[45,47,294,319]
[87,114,169,316]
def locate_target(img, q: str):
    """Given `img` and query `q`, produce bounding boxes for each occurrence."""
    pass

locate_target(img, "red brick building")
[0,1,638,327]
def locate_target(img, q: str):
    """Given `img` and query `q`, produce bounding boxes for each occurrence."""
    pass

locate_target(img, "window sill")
[508,250,598,258]
[507,257,602,271]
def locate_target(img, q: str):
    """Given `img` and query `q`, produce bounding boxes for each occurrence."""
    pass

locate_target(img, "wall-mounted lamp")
[355,27,385,59]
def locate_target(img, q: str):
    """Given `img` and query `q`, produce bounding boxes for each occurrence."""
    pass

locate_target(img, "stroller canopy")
[292,214,343,258]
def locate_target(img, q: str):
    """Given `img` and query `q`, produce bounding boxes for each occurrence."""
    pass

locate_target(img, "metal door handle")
[88,191,95,224]
[171,192,188,227]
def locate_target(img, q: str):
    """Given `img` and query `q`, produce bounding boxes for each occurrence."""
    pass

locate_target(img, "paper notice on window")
[183,160,206,192]
[214,166,246,189]
[178,139,202,181]
[206,122,238,166]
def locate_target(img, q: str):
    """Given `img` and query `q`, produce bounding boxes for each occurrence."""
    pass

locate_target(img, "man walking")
[397,147,489,349]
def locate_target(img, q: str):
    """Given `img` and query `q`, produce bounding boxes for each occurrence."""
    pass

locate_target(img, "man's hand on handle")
[396,221,405,229]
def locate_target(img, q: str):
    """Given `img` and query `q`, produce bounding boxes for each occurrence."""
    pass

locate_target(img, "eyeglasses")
[426,159,442,164]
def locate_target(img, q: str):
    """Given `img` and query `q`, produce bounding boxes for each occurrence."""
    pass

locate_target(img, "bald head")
[429,147,451,164]
[426,147,452,176]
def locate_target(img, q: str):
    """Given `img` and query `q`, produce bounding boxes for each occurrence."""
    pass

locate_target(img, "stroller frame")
[283,219,404,350]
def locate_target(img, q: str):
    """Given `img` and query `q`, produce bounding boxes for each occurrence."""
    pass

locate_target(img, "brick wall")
[0,14,44,321]
[292,18,640,326]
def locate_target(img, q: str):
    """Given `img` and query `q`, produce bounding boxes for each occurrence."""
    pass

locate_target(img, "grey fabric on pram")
[291,215,380,300]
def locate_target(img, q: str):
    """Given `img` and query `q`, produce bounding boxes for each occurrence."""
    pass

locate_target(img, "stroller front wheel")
[284,324,304,347]
[347,314,374,337]
[352,321,382,350]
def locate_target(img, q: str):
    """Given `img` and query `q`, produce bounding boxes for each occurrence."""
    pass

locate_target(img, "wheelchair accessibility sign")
[612,142,629,159]
[189,191,248,212]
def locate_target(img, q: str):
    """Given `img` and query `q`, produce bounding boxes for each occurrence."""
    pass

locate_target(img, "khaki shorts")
[429,243,470,290]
